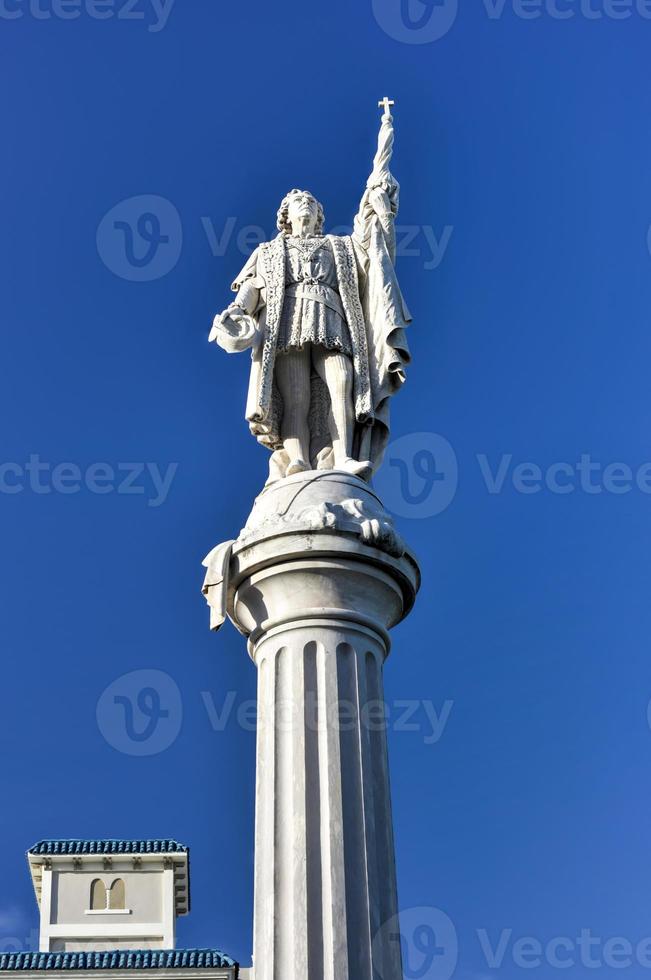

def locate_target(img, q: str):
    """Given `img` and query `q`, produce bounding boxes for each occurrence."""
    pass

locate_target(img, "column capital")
[210,470,420,658]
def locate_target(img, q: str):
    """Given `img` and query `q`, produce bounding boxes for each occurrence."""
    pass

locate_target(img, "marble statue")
[209,99,411,485]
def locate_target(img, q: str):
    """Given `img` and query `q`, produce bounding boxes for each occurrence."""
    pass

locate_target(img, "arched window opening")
[109,878,126,910]
[90,879,107,911]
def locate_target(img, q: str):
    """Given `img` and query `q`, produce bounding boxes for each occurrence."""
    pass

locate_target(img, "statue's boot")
[339,457,373,481]
[286,458,310,476]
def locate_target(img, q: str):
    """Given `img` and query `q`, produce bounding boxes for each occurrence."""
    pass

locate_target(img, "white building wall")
[52,871,163,925]
[37,860,179,952]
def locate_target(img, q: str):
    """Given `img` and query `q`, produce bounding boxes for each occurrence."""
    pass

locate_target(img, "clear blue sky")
[2,1,651,976]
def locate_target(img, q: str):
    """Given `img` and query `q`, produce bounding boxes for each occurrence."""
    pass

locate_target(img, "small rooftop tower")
[27,840,190,953]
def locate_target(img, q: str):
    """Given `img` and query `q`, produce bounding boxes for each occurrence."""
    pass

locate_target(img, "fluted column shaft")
[252,621,401,980]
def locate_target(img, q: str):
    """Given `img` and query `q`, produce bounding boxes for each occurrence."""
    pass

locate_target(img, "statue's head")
[277,189,325,236]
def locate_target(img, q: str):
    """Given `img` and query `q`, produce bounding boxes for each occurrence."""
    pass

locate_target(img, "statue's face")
[287,192,319,234]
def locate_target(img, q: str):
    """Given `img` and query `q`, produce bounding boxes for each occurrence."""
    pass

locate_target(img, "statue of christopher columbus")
[210,98,412,486]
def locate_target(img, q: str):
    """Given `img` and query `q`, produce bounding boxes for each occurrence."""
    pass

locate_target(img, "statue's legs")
[312,347,354,465]
[275,347,311,471]
[276,345,371,478]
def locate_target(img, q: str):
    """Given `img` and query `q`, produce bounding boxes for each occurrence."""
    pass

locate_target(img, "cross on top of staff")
[378,96,395,117]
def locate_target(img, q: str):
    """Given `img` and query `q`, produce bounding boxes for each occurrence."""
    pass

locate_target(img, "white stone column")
[222,473,420,980]
[252,623,400,980]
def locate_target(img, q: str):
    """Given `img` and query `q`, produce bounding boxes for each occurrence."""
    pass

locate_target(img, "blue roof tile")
[28,841,188,857]
[0,951,236,972]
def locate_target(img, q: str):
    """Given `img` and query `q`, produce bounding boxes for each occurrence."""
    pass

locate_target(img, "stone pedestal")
[204,471,420,980]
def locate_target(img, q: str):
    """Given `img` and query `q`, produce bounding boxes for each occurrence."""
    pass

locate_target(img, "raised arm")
[353,107,400,263]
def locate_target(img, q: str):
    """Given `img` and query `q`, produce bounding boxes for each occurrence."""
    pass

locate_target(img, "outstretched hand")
[209,305,259,352]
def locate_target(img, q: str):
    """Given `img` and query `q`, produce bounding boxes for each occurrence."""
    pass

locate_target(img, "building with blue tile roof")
[0,842,239,980]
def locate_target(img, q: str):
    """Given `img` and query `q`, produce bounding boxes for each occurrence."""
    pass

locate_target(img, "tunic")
[276,236,352,355]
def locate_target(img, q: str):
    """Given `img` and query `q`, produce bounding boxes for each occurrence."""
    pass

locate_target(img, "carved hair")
[276,189,325,235]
